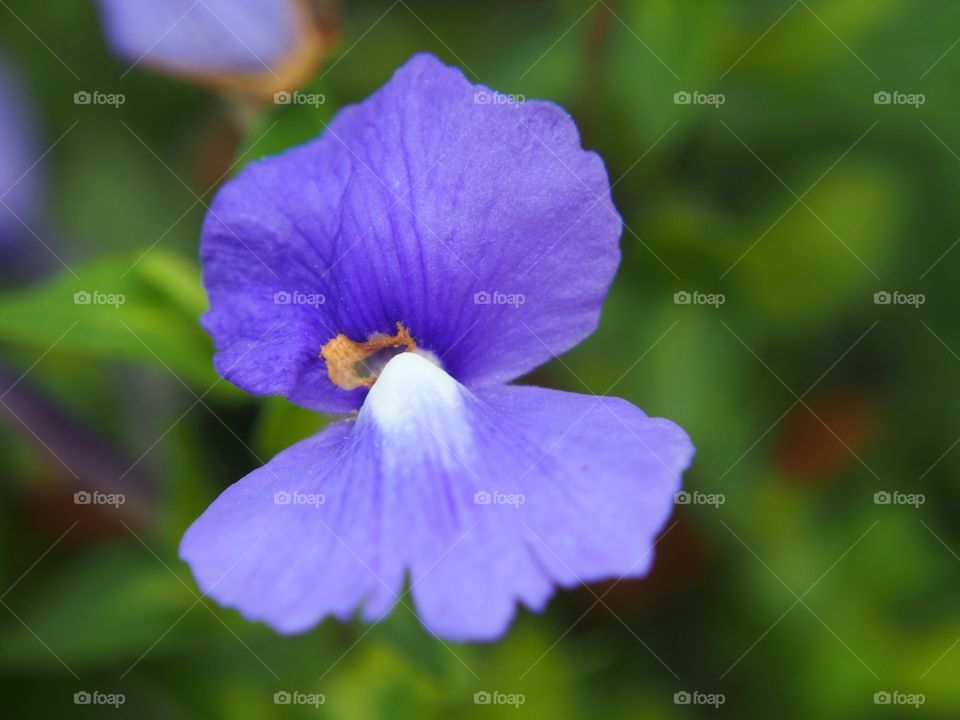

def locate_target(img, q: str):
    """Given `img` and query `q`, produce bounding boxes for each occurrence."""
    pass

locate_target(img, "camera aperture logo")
[274,490,326,508]
[74,691,125,708]
[74,90,125,108]
[674,490,725,508]
[74,490,125,508]
[873,491,924,508]
[74,290,126,308]
[674,290,725,308]
[274,290,326,308]
[873,91,925,108]
[674,90,725,108]
[473,690,525,707]
[873,290,924,308]
[674,690,725,708]
[274,91,326,108]
[874,691,924,708]
[273,690,325,707]
[474,490,525,508]
[473,90,525,106]
[473,290,525,308]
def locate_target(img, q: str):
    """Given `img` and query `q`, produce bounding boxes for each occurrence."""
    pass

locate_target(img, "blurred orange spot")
[777,389,876,483]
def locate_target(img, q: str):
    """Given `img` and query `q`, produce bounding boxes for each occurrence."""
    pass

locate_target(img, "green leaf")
[0,249,227,394]
[0,543,195,671]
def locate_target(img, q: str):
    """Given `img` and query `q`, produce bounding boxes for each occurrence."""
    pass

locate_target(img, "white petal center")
[360,352,473,468]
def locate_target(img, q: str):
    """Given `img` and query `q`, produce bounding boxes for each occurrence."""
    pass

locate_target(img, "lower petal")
[180,353,693,640]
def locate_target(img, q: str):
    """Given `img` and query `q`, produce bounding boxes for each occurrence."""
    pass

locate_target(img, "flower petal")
[180,354,692,641]
[201,53,622,413]
[96,0,322,93]
[0,58,39,244]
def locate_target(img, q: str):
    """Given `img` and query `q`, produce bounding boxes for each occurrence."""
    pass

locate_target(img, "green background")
[1,0,958,717]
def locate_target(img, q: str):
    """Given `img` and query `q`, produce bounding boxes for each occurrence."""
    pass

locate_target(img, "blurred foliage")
[2,0,960,718]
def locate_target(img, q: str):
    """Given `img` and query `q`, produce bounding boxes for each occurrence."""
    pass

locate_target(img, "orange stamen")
[320,322,416,390]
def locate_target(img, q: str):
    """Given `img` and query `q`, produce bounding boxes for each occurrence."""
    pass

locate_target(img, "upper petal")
[180,353,692,641]
[201,53,622,413]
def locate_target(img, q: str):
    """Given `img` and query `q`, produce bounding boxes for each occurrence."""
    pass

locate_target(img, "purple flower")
[96,0,324,93]
[0,58,39,250]
[181,53,694,641]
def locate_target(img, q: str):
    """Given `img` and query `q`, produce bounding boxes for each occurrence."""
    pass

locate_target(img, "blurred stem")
[583,2,613,139]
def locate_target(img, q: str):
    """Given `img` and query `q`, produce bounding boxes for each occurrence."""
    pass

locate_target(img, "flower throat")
[321,322,417,390]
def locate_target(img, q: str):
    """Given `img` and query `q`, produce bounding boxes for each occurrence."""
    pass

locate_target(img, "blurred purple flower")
[0,58,40,251]
[96,0,327,94]
[181,54,694,641]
